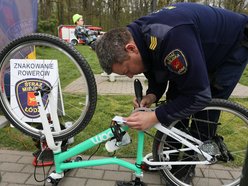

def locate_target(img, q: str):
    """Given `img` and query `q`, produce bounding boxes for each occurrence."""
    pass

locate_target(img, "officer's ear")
[125,42,138,54]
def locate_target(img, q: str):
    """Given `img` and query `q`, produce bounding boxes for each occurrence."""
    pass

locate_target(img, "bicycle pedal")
[116,180,147,186]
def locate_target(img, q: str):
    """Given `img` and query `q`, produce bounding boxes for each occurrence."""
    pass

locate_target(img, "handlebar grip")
[134,79,143,107]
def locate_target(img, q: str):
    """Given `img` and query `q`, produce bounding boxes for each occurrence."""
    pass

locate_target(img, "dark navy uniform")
[127,3,248,126]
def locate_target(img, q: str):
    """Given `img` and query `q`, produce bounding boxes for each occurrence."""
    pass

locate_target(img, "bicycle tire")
[152,98,248,186]
[0,33,97,141]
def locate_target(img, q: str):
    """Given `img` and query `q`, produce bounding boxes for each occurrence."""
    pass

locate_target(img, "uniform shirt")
[127,3,248,125]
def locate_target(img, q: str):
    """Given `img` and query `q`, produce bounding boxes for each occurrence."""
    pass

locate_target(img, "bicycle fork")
[35,87,62,153]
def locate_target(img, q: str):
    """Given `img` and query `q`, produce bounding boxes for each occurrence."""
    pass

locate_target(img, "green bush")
[38,16,58,35]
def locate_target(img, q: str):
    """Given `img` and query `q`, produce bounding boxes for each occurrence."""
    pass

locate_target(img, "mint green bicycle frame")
[35,86,145,178]
[53,125,144,177]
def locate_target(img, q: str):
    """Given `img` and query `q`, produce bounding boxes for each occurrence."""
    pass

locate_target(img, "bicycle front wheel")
[0,33,97,141]
[153,99,248,186]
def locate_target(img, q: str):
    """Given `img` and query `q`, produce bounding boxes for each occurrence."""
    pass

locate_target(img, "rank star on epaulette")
[164,49,188,75]
[165,6,176,10]
[149,36,157,50]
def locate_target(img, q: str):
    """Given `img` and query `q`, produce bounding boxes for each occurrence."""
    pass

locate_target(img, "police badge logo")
[164,49,188,75]
[15,78,51,118]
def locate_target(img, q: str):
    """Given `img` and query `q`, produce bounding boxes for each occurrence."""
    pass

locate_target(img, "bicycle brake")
[34,84,52,97]
[110,121,125,143]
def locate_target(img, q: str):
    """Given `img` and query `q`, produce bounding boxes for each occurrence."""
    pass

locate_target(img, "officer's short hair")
[95,27,132,74]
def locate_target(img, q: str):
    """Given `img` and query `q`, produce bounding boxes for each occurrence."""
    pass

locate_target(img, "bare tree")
[151,0,157,12]
[38,0,248,34]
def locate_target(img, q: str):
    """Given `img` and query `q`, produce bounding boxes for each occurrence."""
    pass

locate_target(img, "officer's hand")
[133,93,156,108]
[124,111,158,131]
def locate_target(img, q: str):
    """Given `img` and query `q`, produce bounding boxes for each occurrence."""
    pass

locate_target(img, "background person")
[72,13,97,48]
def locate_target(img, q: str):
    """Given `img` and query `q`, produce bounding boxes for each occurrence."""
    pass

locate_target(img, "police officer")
[95,2,248,184]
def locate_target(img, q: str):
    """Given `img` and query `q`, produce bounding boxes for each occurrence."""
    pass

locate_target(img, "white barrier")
[101,72,145,82]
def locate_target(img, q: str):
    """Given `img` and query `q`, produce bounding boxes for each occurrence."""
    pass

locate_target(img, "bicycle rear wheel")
[0,33,97,141]
[153,99,248,186]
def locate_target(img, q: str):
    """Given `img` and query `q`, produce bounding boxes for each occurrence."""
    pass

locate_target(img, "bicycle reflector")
[32,142,54,167]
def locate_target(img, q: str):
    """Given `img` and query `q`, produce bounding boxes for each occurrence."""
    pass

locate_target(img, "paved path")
[0,149,164,186]
[0,74,247,186]
[63,74,148,95]
[65,74,248,96]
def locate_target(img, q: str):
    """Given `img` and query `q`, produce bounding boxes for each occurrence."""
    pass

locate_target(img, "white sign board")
[10,59,61,122]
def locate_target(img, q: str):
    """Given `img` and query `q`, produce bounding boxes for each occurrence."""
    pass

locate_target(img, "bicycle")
[0,33,248,186]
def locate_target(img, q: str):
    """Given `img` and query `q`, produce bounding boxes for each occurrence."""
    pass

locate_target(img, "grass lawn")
[0,44,247,158]
[0,95,155,158]
[75,45,103,74]
[240,65,248,86]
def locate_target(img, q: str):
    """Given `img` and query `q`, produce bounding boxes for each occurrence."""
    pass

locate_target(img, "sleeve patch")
[164,49,188,75]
